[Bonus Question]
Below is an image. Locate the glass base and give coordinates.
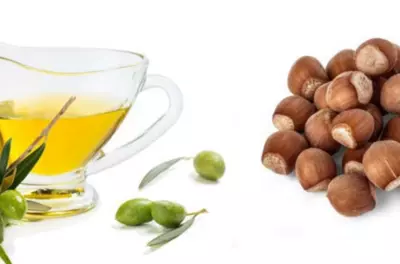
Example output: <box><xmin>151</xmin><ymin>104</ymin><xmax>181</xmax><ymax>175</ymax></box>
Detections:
<box><xmin>17</xmin><ymin>175</ymin><xmax>98</xmax><ymax>221</ymax></box>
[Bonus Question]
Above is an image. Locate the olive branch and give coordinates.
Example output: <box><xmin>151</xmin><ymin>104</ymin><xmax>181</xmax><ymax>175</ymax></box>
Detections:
<box><xmin>0</xmin><ymin>96</ymin><xmax>76</xmax><ymax>264</ymax></box>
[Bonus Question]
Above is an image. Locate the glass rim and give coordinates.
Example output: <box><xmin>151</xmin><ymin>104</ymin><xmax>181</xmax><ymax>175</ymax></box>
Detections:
<box><xmin>0</xmin><ymin>44</ymin><xmax>149</xmax><ymax>76</ymax></box>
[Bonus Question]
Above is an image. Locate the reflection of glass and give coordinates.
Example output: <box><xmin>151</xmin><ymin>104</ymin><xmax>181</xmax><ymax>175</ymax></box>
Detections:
<box><xmin>0</xmin><ymin>43</ymin><xmax>183</xmax><ymax>220</ymax></box>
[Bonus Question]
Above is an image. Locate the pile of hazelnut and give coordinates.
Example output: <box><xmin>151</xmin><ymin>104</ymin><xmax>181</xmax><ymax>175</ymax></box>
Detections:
<box><xmin>261</xmin><ymin>37</ymin><xmax>400</xmax><ymax>217</ymax></box>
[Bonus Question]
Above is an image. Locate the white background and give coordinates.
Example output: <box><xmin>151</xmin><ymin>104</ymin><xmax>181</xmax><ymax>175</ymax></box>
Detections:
<box><xmin>0</xmin><ymin>0</ymin><xmax>399</xmax><ymax>263</ymax></box>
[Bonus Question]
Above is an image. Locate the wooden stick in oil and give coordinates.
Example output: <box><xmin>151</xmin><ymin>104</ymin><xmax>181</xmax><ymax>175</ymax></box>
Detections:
<box><xmin>6</xmin><ymin>96</ymin><xmax>76</xmax><ymax>174</ymax></box>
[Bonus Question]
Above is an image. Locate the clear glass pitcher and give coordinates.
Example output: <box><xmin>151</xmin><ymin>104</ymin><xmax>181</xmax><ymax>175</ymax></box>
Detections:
<box><xmin>0</xmin><ymin>43</ymin><xmax>183</xmax><ymax>220</ymax></box>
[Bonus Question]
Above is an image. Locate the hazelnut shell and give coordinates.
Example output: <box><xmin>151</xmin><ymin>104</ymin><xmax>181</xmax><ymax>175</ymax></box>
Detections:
<box><xmin>295</xmin><ymin>148</ymin><xmax>337</xmax><ymax>191</ymax></box>
<box><xmin>304</xmin><ymin>109</ymin><xmax>340</xmax><ymax>154</ymax></box>
<box><xmin>288</xmin><ymin>56</ymin><xmax>329</xmax><ymax>100</ymax></box>
<box><xmin>261</xmin><ymin>131</ymin><xmax>309</xmax><ymax>175</ymax></box>
<box><xmin>331</xmin><ymin>109</ymin><xmax>374</xmax><ymax>149</ymax></box>
<box><xmin>363</xmin><ymin>140</ymin><xmax>400</xmax><ymax>191</ymax></box>
<box><xmin>380</xmin><ymin>74</ymin><xmax>400</xmax><ymax>114</ymax></box>
<box><xmin>355</xmin><ymin>38</ymin><xmax>398</xmax><ymax>76</ymax></box>
<box><xmin>393</xmin><ymin>44</ymin><xmax>400</xmax><ymax>74</ymax></box>
<box><xmin>327</xmin><ymin>173</ymin><xmax>376</xmax><ymax>217</ymax></box>
<box><xmin>326</xmin><ymin>71</ymin><xmax>373</xmax><ymax>112</ymax></box>
<box><xmin>371</xmin><ymin>77</ymin><xmax>387</xmax><ymax>114</ymax></box>
<box><xmin>313</xmin><ymin>82</ymin><xmax>330</xmax><ymax>110</ymax></box>
<box><xmin>342</xmin><ymin>143</ymin><xmax>371</xmax><ymax>175</ymax></box>
<box><xmin>361</xmin><ymin>104</ymin><xmax>383</xmax><ymax>142</ymax></box>
<box><xmin>272</xmin><ymin>95</ymin><xmax>316</xmax><ymax>132</ymax></box>
<box><xmin>326</xmin><ymin>49</ymin><xmax>357</xmax><ymax>80</ymax></box>
<box><xmin>382</xmin><ymin>116</ymin><xmax>400</xmax><ymax>143</ymax></box>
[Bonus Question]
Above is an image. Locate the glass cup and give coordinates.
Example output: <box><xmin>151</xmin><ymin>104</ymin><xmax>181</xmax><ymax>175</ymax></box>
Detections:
<box><xmin>0</xmin><ymin>43</ymin><xmax>183</xmax><ymax>220</ymax></box>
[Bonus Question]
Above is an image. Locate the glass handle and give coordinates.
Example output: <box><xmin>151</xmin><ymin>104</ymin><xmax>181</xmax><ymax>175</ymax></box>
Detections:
<box><xmin>85</xmin><ymin>74</ymin><xmax>184</xmax><ymax>176</ymax></box>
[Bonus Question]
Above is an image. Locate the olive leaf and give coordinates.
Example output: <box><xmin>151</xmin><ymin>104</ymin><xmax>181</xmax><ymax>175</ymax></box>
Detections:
<box><xmin>0</xmin><ymin>245</ymin><xmax>11</xmax><ymax>264</ymax></box>
<box><xmin>0</xmin><ymin>139</ymin><xmax>12</xmax><ymax>186</ymax></box>
<box><xmin>8</xmin><ymin>144</ymin><xmax>45</xmax><ymax>190</ymax></box>
<box><xmin>138</xmin><ymin>157</ymin><xmax>189</xmax><ymax>190</ymax></box>
<box><xmin>1</xmin><ymin>169</ymin><xmax>16</xmax><ymax>193</ymax></box>
<box><xmin>27</xmin><ymin>200</ymin><xmax>51</xmax><ymax>212</ymax></box>
<box><xmin>147</xmin><ymin>215</ymin><xmax>197</xmax><ymax>247</ymax></box>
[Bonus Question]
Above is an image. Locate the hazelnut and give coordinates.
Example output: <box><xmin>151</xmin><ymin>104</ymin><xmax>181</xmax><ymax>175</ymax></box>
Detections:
<box><xmin>331</xmin><ymin>109</ymin><xmax>374</xmax><ymax>149</ymax></box>
<box><xmin>363</xmin><ymin>140</ymin><xmax>400</xmax><ymax>191</ymax></box>
<box><xmin>313</xmin><ymin>82</ymin><xmax>330</xmax><ymax>110</ymax></box>
<box><xmin>355</xmin><ymin>38</ymin><xmax>398</xmax><ymax>76</ymax></box>
<box><xmin>261</xmin><ymin>131</ymin><xmax>309</xmax><ymax>175</ymax></box>
<box><xmin>342</xmin><ymin>143</ymin><xmax>371</xmax><ymax>175</ymax></box>
<box><xmin>287</xmin><ymin>56</ymin><xmax>329</xmax><ymax>100</ymax></box>
<box><xmin>382</xmin><ymin>116</ymin><xmax>400</xmax><ymax>143</ymax></box>
<box><xmin>380</xmin><ymin>74</ymin><xmax>400</xmax><ymax>114</ymax></box>
<box><xmin>371</xmin><ymin>76</ymin><xmax>387</xmax><ymax>114</ymax></box>
<box><xmin>327</xmin><ymin>173</ymin><xmax>376</xmax><ymax>217</ymax></box>
<box><xmin>326</xmin><ymin>71</ymin><xmax>373</xmax><ymax>112</ymax></box>
<box><xmin>326</xmin><ymin>49</ymin><xmax>357</xmax><ymax>79</ymax></box>
<box><xmin>361</xmin><ymin>104</ymin><xmax>383</xmax><ymax>141</ymax></box>
<box><xmin>295</xmin><ymin>148</ymin><xmax>337</xmax><ymax>191</ymax></box>
<box><xmin>304</xmin><ymin>109</ymin><xmax>340</xmax><ymax>154</ymax></box>
<box><xmin>391</xmin><ymin>44</ymin><xmax>400</xmax><ymax>74</ymax></box>
<box><xmin>272</xmin><ymin>95</ymin><xmax>316</xmax><ymax>132</ymax></box>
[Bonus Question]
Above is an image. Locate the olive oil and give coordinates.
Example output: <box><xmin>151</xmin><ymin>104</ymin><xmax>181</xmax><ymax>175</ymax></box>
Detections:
<box><xmin>0</xmin><ymin>95</ymin><xmax>129</xmax><ymax>175</ymax></box>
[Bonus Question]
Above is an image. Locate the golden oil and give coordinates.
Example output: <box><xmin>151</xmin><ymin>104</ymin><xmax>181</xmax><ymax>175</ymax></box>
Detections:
<box><xmin>0</xmin><ymin>94</ymin><xmax>129</xmax><ymax>175</ymax></box>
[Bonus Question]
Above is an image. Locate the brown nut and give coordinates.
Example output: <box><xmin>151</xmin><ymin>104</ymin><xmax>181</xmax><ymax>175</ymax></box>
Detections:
<box><xmin>380</xmin><ymin>74</ymin><xmax>400</xmax><ymax>113</ymax></box>
<box><xmin>382</xmin><ymin>116</ymin><xmax>400</xmax><ymax>143</ymax></box>
<box><xmin>371</xmin><ymin>77</ymin><xmax>387</xmax><ymax>114</ymax></box>
<box><xmin>287</xmin><ymin>56</ymin><xmax>329</xmax><ymax>100</ymax></box>
<box><xmin>361</xmin><ymin>104</ymin><xmax>383</xmax><ymax>141</ymax></box>
<box><xmin>327</xmin><ymin>173</ymin><xmax>376</xmax><ymax>217</ymax></box>
<box><xmin>326</xmin><ymin>71</ymin><xmax>373</xmax><ymax>112</ymax></box>
<box><xmin>342</xmin><ymin>143</ymin><xmax>371</xmax><ymax>175</ymax></box>
<box><xmin>363</xmin><ymin>140</ymin><xmax>400</xmax><ymax>191</ymax></box>
<box><xmin>393</xmin><ymin>44</ymin><xmax>400</xmax><ymax>74</ymax></box>
<box><xmin>304</xmin><ymin>109</ymin><xmax>340</xmax><ymax>154</ymax></box>
<box><xmin>326</xmin><ymin>49</ymin><xmax>357</xmax><ymax>80</ymax></box>
<box><xmin>272</xmin><ymin>95</ymin><xmax>316</xmax><ymax>132</ymax></box>
<box><xmin>313</xmin><ymin>82</ymin><xmax>330</xmax><ymax>110</ymax></box>
<box><xmin>331</xmin><ymin>109</ymin><xmax>374</xmax><ymax>149</ymax></box>
<box><xmin>381</xmin><ymin>44</ymin><xmax>400</xmax><ymax>77</ymax></box>
<box><xmin>355</xmin><ymin>38</ymin><xmax>398</xmax><ymax>76</ymax></box>
<box><xmin>295</xmin><ymin>148</ymin><xmax>337</xmax><ymax>191</ymax></box>
<box><xmin>261</xmin><ymin>130</ymin><xmax>309</xmax><ymax>175</ymax></box>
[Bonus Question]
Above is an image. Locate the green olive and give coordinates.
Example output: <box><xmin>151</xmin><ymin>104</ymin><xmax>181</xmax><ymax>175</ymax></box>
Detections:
<box><xmin>0</xmin><ymin>190</ymin><xmax>27</xmax><ymax>220</ymax></box>
<box><xmin>193</xmin><ymin>150</ymin><xmax>225</xmax><ymax>181</ymax></box>
<box><xmin>115</xmin><ymin>198</ymin><xmax>153</xmax><ymax>226</ymax></box>
<box><xmin>151</xmin><ymin>200</ymin><xmax>186</xmax><ymax>228</ymax></box>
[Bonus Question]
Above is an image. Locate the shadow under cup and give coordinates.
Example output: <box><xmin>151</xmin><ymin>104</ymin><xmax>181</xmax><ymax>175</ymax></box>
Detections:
<box><xmin>0</xmin><ymin>43</ymin><xmax>183</xmax><ymax>220</ymax></box>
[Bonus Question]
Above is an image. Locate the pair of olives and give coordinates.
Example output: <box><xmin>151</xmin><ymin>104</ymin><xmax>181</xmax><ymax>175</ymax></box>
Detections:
<box><xmin>193</xmin><ymin>150</ymin><xmax>225</xmax><ymax>181</ymax></box>
<box><xmin>116</xmin><ymin>198</ymin><xmax>187</xmax><ymax>228</ymax></box>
